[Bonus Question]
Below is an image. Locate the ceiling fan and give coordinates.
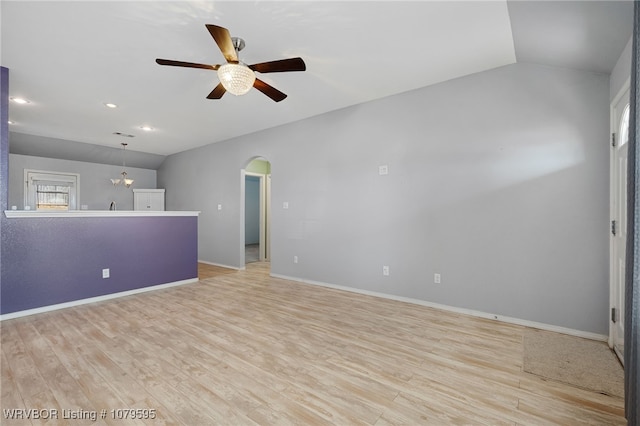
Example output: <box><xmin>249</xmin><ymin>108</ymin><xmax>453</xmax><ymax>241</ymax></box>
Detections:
<box><xmin>156</xmin><ymin>24</ymin><xmax>306</xmax><ymax>102</ymax></box>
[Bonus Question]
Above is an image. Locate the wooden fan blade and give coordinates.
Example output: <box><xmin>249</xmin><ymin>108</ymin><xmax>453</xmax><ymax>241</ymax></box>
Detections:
<box><xmin>249</xmin><ymin>57</ymin><xmax>306</xmax><ymax>73</ymax></box>
<box><xmin>207</xmin><ymin>83</ymin><xmax>226</xmax><ymax>99</ymax></box>
<box><xmin>253</xmin><ymin>78</ymin><xmax>287</xmax><ymax>102</ymax></box>
<box><xmin>156</xmin><ymin>58</ymin><xmax>219</xmax><ymax>71</ymax></box>
<box><xmin>205</xmin><ymin>24</ymin><xmax>238</xmax><ymax>63</ymax></box>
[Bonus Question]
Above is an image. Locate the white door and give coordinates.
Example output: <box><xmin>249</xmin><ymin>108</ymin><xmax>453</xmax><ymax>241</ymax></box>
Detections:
<box><xmin>265</xmin><ymin>174</ymin><xmax>271</xmax><ymax>262</ymax></box>
<box><xmin>611</xmin><ymin>86</ymin><xmax>630</xmax><ymax>364</ymax></box>
<box><xmin>257</xmin><ymin>173</ymin><xmax>267</xmax><ymax>261</ymax></box>
<box><xmin>257</xmin><ymin>174</ymin><xmax>272</xmax><ymax>262</ymax></box>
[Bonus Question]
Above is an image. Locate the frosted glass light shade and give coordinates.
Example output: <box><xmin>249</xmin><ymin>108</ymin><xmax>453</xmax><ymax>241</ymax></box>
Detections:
<box><xmin>217</xmin><ymin>63</ymin><xmax>256</xmax><ymax>96</ymax></box>
<box><xmin>111</xmin><ymin>171</ymin><xmax>133</xmax><ymax>188</ymax></box>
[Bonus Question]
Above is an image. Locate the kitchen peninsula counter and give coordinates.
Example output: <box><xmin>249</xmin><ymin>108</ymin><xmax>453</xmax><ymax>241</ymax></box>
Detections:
<box><xmin>1</xmin><ymin>210</ymin><xmax>200</xmax><ymax>318</ymax></box>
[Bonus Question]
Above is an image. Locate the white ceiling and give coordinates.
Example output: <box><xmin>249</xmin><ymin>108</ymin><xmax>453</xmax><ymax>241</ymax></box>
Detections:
<box><xmin>1</xmin><ymin>1</ymin><xmax>633</xmax><ymax>168</ymax></box>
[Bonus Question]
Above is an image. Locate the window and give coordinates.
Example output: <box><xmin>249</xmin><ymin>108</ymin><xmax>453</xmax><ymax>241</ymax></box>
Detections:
<box><xmin>35</xmin><ymin>184</ymin><xmax>70</xmax><ymax>210</ymax></box>
<box><xmin>619</xmin><ymin>104</ymin><xmax>630</xmax><ymax>147</ymax></box>
<box><xmin>24</xmin><ymin>170</ymin><xmax>79</xmax><ymax>211</ymax></box>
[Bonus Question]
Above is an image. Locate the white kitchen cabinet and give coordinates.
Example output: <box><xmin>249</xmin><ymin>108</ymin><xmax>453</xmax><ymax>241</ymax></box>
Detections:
<box><xmin>133</xmin><ymin>189</ymin><xmax>165</xmax><ymax>211</ymax></box>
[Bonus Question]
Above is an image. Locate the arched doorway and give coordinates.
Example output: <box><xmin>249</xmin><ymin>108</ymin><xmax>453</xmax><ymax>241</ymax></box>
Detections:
<box><xmin>243</xmin><ymin>157</ymin><xmax>271</xmax><ymax>266</ymax></box>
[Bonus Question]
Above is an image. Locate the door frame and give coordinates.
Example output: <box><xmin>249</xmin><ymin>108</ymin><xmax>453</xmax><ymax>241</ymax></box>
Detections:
<box><xmin>241</xmin><ymin>157</ymin><xmax>272</xmax><ymax>267</ymax></box>
<box><xmin>609</xmin><ymin>78</ymin><xmax>630</xmax><ymax>363</ymax></box>
<box><xmin>245</xmin><ymin>171</ymin><xmax>268</xmax><ymax>262</ymax></box>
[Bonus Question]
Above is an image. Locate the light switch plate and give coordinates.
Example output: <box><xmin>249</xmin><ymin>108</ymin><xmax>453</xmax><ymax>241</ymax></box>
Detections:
<box><xmin>379</xmin><ymin>165</ymin><xmax>389</xmax><ymax>175</ymax></box>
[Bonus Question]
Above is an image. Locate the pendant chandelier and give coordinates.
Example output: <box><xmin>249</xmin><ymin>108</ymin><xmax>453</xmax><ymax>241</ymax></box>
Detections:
<box><xmin>111</xmin><ymin>142</ymin><xmax>134</xmax><ymax>188</ymax></box>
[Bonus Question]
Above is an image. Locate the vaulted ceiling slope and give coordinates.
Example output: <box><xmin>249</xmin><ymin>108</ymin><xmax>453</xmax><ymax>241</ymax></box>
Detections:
<box><xmin>1</xmin><ymin>1</ymin><xmax>633</xmax><ymax>169</ymax></box>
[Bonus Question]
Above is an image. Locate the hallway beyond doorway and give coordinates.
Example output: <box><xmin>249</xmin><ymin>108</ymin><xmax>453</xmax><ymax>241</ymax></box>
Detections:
<box><xmin>245</xmin><ymin>244</ymin><xmax>259</xmax><ymax>263</ymax></box>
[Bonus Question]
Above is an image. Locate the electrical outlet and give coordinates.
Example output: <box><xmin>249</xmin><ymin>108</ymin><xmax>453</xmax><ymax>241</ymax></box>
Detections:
<box><xmin>383</xmin><ymin>265</ymin><xmax>390</xmax><ymax>276</ymax></box>
<box><xmin>378</xmin><ymin>165</ymin><xmax>389</xmax><ymax>175</ymax></box>
<box><xmin>434</xmin><ymin>273</ymin><xmax>441</xmax><ymax>284</ymax></box>
<box><xmin>102</xmin><ymin>268</ymin><xmax>110</xmax><ymax>279</ymax></box>
<box><xmin>217</xmin><ymin>204</ymin><xmax>222</xmax><ymax>211</ymax></box>
<box><xmin>294</xmin><ymin>256</ymin><xmax>298</xmax><ymax>264</ymax></box>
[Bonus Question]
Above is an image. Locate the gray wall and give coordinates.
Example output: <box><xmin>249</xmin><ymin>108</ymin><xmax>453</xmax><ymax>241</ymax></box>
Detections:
<box><xmin>610</xmin><ymin>36</ymin><xmax>632</xmax><ymax>101</ymax></box>
<box><xmin>158</xmin><ymin>62</ymin><xmax>610</xmax><ymax>334</ymax></box>
<box><xmin>9</xmin><ymin>154</ymin><xmax>157</xmax><ymax>210</ymax></box>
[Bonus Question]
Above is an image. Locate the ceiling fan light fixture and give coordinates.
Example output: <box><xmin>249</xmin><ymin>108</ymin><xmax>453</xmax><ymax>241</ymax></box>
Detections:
<box><xmin>217</xmin><ymin>63</ymin><xmax>255</xmax><ymax>96</ymax></box>
<box><xmin>156</xmin><ymin>25</ymin><xmax>305</xmax><ymax>102</ymax></box>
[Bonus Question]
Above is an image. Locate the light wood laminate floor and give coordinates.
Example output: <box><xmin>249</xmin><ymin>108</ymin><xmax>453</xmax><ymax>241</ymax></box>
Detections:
<box><xmin>1</xmin><ymin>262</ymin><xmax>625</xmax><ymax>425</ymax></box>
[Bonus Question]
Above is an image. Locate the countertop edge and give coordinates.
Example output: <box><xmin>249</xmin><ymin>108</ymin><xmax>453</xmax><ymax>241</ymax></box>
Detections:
<box><xmin>4</xmin><ymin>210</ymin><xmax>201</xmax><ymax>218</ymax></box>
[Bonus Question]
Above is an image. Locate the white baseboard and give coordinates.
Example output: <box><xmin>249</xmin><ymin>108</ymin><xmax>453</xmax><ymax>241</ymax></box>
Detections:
<box><xmin>198</xmin><ymin>259</ymin><xmax>242</xmax><ymax>271</ymax></box>
<box><xmin>0</xmin><ymin>278</ymin><xmax>199</xmax><ymax>321</ymax></box>
<box><xmin>4</xmin><ymin>270</ymin><xmax>607</xmax><ymax>343</ymax></box>
<box><xmin>270</xmin><ymin>273</ymin><xmax>608</xmax><ymax>342</ymax></box>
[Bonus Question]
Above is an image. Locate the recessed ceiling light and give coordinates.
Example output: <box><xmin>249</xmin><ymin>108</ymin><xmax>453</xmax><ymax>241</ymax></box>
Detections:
<box><xmin>140</xmin><ymin>126</ymin><xmax>153</xmax><ymax>131</ymax></box>
<box><xmin>10</xmin><ymin>97</ymin><xmax>30</xmax><ymax>104</ymax></box>
<box><xmin>8</xmin><ymin>120</ymin><xmax>15</xmax><ymax>125</ymax></box>
<box><xmin>104</xmin><ymin>103</ymin><xmax>118</xmax><ymax>108</ymax></box>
